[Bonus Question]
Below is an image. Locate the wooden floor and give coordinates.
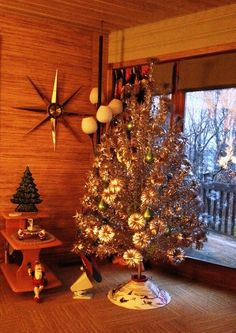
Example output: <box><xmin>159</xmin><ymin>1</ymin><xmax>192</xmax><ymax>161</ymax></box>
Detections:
<box><xmin>0</xmin><ymin>262</ymin><xmax>236</xmax><ymax>333</ymax></box>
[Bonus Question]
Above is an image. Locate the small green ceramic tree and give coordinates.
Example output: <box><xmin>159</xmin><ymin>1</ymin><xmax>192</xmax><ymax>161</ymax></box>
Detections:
<box><xmin>11</xmin><ymin>166</ymin><xmax>42</xmax><ymax>212</ymax></box>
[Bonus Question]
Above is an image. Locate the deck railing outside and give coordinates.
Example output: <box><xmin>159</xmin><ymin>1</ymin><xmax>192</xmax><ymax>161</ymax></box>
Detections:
<box><xmin>201</xmin><ymin>182</ymin><xmax>236</xmax><ymax>237</ymax></box>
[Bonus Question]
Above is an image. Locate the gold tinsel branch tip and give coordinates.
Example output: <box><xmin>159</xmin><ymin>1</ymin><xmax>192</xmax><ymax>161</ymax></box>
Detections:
<box><xmin>128</xmin><ymin>213</ymin><xmax>146</xmax><ymax>231</ymax></box>
<box><xmin>147</xmin><ymin>57</ymin><xmax>160</xmax><ymax>69</ymax></box>
<box><xmin>123</xmin><ymin>249</ymin><xmax>143</xmax><ymax>267</ymax></box>
<box><xmin>147</xmin><ymin>57</ymin><xmax>160</xmax><ymax>64</ymax></box>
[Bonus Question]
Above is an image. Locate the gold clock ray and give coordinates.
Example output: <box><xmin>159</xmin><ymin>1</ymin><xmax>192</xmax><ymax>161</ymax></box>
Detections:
<box><xmin>16</xmin><ymin>70</ymin><xmax>86</xmax><ymax>151</ymax></box>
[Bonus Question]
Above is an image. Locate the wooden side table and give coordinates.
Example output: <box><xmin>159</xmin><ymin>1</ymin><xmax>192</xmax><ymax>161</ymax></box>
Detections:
<box><xmin>0</xmin><ymin>212</ymin><xmax>62</xmax><ymax>292</ymax></box>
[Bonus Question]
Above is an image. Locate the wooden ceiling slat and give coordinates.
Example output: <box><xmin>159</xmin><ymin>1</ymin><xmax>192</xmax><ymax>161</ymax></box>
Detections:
<box><xmin>0</xmin><ymin>0</ymin><xmax>235</xmax><ymax>32</ymax></box>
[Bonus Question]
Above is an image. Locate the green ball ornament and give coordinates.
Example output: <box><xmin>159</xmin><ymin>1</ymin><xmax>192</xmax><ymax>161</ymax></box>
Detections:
<box><xmin>145</xmin><ymin>148</ymin><xmax>154</xmax><ymax>163</ymax></box>
<box><xmin>143</xmin><ymin>207</ymin><xmax>153</xmax><ymax>221</ymax></box>
<box><xmin>98</xmin><ymin>199</ymin><xmax>107</xmax><ymax>211</ymax></box>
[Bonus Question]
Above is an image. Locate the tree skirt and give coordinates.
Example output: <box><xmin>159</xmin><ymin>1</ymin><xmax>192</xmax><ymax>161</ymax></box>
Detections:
<box><xmin>107</xmin><ymin>275</ymin><xmax>171</xmax><ymax>310</ymax></box>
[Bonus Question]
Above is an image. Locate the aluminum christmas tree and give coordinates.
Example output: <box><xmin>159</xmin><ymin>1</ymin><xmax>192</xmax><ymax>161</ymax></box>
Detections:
<box><xmin>73</xmin><ymin>65</ymin><xmax>206</xmax><ymax>308</ymax></box>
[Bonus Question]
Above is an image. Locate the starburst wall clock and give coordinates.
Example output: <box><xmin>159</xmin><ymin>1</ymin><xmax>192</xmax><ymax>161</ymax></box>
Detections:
<box><xmin>15</xmin><ymin>71</ymin><xmax>86</xmax><ymax>151</ymax></box>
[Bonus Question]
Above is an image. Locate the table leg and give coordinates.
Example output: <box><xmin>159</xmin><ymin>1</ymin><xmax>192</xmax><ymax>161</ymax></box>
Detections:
<box><xmin>4</xmin><ymin>240</ymin><xmax>9</xmax><ymax>264</ymax></box>
<box><xmin>16</xmin><ymin>248</ymin><xmax>40</xmax><ymax>282</ymax></box>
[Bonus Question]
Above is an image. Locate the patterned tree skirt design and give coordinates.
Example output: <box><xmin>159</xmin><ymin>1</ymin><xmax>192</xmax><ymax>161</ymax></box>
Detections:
<box><xmin>107</xmin><ymin>275</ymin><xmax>171</xmax><ymax>310</ymax></box>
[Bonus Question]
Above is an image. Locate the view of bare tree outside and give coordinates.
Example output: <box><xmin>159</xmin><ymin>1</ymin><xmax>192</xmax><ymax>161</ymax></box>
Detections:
<box><xmin>184</xmin><ymin>89</ymin><xmax>236</xmax><ymax>182</ymax></box>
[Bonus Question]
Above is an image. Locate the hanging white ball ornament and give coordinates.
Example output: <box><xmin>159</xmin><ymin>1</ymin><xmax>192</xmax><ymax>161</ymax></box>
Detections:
<box><xmin>81</xmin><ymin>117</ymin><xmax>98</xmax><ymax>134</ymax></box>
<box><xmin>89</xmin><ymin>87</ymin><xmax>104</xmax><ymax>104</ymax></box>
<box><xmin>108</xmin><ymin>98</ymin><xmax>123</xmax><ymax>115</ymax></box>
<box><xmin>96</xmin><ymin>105</ymin><xmax>113</xmax><ymax>123</ymax></box>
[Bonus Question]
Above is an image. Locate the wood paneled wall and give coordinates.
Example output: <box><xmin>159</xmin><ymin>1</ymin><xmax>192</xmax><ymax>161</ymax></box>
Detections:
<box><xmin>108</xmin><ymin>4</ymin><xmax>236</xmax><ymax>65</ymax></box>
<box><xmin>0</xmin><ymin>9</ymin><xmax>108</xmax><ymax>259</ymax></box>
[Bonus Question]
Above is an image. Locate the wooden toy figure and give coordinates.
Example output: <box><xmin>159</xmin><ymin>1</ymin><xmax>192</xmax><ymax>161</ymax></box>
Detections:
<box><xmin>27</xmin><ymin>261</ymin><xmax>48</xmax><ymax>302</ymax></box>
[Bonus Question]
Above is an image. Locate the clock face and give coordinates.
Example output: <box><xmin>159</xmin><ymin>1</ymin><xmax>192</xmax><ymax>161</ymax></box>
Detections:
<box><xmin>16</xmin><ymin>70</ymin><xmax>85</xmax><ymax>151</ymax></box>
<box><xmin>47</xmin><ymin>103</ymin><xmax>63</xmax><ymax>119</ymax></box>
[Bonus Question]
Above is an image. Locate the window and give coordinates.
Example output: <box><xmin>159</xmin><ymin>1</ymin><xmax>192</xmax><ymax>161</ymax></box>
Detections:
<box><xmin>183</xmin><ymin>88</ymin><xmax>236</xmax><ymax>268</ymax></box>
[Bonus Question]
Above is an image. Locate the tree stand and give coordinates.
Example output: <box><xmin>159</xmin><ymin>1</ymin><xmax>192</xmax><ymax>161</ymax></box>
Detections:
<box><xmin>107</xmin><ymin>263</ymin><xmax>171</xmax><ymax>310</ymax></box>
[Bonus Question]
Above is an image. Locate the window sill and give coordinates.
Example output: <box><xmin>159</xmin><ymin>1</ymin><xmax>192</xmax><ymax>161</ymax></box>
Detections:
<box><xmin>185</xmin><ymin>231</ymin><xmax>236</xmax><ymax>269</ymax></box>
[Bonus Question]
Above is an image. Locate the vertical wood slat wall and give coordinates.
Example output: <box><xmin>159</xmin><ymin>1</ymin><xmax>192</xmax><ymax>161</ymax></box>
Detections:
<box><xmin>0</xmin><ymin>9</ymin><xmax>108</xmax><ymax>260</ymax></box>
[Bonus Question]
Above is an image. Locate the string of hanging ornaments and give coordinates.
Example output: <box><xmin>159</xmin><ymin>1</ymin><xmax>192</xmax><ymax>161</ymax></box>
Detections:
<box><xmin>75</xmin><ymin>29</ymin><xmax>207</xmax><ymax>309</ymax></box>
<box><xmin>81</xmin><ymin>22</ymin><xmax>123</xmax><ymax>152</ymax></box>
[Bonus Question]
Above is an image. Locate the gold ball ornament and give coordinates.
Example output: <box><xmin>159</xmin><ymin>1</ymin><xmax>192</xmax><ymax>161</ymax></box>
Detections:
<box><xmin>126</xmin><ymin>121</ymin><xmax>134</xmax><ymax>132</ymax></box>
